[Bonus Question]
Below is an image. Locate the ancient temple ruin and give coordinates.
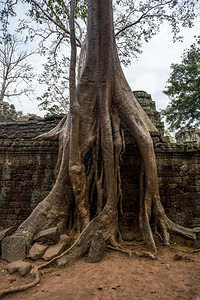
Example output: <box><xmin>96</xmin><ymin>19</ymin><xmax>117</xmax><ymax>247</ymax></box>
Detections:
<box><xmin>0</xmin><ymin>91</ymin><xmax>199</xmax><ymax>239</ymax></box>
<box><xmin>176</xmin><ymin>127</ymin><xmax>200</xmax><ymax>144</ymax></box>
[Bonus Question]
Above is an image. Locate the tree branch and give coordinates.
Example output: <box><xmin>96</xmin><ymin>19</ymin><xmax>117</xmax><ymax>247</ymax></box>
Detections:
<box><xmin>29</xmin><ymin>0</ymin><xmax>82</xmax><ymax>47</ymax></box>
<box><xmin>115</xmin><ymin>0</ymin><xmax>173</xmax><ymax>37</ymax></box>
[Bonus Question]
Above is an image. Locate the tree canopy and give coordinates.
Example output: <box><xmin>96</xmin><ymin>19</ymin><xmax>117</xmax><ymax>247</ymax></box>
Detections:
<box><xmin>0</xmin><ymin>101</ymin><xmax>23</xmax><ymax>122</ymax></box>
<box><xmin>15</xmin><ymin>0</ymin><xmax>199</xmax><ymax>64</ymax></box>
<box><xmin>0</xmin><ymin>0</ymin><xmax>199</xmax><ymax>114</ymax></box>
<box><xmin>162</xmin><ymin>37</ymin><xmax>200</xmax><ymax>131</ymax></box>
<box><xmin>37</xmin><ymin>55</ymin><xmax>70</xmax><ymax>115</ymax></box>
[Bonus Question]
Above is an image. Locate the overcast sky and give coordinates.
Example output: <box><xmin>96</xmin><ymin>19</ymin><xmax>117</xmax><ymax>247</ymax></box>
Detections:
<box><xmin>12</xmin><ymin>15</ymin><xmax>200</xmax><ymax>121</ymax></box>
<box><xmin>123</xmin><ymin>19</ymin><xmax>200</xmax><ymax>113</ymax></box>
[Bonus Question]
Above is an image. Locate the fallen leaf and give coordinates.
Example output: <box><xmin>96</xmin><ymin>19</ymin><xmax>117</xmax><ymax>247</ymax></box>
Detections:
<box><xmin>42</xmin><ymin>289</ymin><xmax>48</xmax><ymax>292</ymax></box>
<box><xmin>40</xmin><ymin>271</ymin><xmax>45</xmax><ymax>278</ymax></box>
<box><xmin>8</xmin><ymin>278</ymin><xmax>16</xmax><ymax>284</ymax></box>
<box><xmin>117</xmin><ymin>284</ymin><xmax>121</xmax><ymax>287</ymax></box>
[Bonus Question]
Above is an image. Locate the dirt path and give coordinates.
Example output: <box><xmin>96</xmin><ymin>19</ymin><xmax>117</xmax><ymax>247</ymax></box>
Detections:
<box><xmin>0</xmin><ymin>243</ymin><xmax>200</xmax><ymax>300</ymax></box>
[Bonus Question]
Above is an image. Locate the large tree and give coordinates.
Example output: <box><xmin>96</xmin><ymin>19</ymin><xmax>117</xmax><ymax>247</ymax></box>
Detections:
<box><xmin>162</xmin><ymin>38</ymin><xmax>200</xmax><ymax>131</ymax></box>
<box><xmin>1</xmin><ymin>0</ymin><xmax>200</xmax><ymax>297</ymax></box>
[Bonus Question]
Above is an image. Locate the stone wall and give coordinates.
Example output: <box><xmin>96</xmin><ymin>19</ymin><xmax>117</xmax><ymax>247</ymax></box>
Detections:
<box><xmin>0</xmin><ymin>137</ymin><xmax>199</xmax><ymax>234</ymax></box>
<box><xmin>0</xmin><ymin>141</ymin><xmax>58</xmax><ymax>225</ymax></box>
<box><xmin>0</xmin><ymin>92</ymin><xmax>199</xmax><ymax>236</ymax></box>
<box><xmin>176</xmin><ymin>127</ymin><xmax>200</xmax><ymax>144</ymax></box>
<box><xmin>0</xmin><ymin>116</ymin><xmax>63</xmax><ymax>140</ymax></box>
<box><xmin>119</xmin><ymin>142</ymin><xmax>200</xmax><ymax>235</ymax></box>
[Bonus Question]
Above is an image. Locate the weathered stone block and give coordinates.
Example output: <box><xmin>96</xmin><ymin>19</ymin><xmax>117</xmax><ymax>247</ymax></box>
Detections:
<box><xmin>33</xmin><ymin>227</ymin><xmax>60</xmax><ymax>244</ymax></box>
<box><xmin>1</xmin><ymin>235</ymin><xmax>27</xmax><ymax>262</ymax></box>
<box><xmin>86</xmin><ymin>231</ymin><xmax>106</xmax><ymax>263</ymax></box>
<box><xmin>42</xmin><ymin>234</ymin><xmax>70</xmax><ymax>261</ymax></box>
<box><xmin>6</xmin><ymin>260</ymin><xmax>32</xmax><ymax>276</ymax></box>
<box><xmin>28</xmin><ymin>243</ymin><xmax>48</xmax><ymax>260</ymax></box>
<box><xmin>0</xmin><ymin>226</ymin><xmax>16</xmax><ymax>243</ymax></box>
<box><xmin>121</xmin><ymin>232</ymin><xmax>134</xmax><ymax>241</ymax></box>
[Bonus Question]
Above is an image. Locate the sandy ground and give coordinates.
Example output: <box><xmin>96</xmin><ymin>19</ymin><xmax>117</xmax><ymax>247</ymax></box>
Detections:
<box><xmin>0</xmin><ymin>243</ymin><xmax>200</xmax><ymax>300</ymax></box>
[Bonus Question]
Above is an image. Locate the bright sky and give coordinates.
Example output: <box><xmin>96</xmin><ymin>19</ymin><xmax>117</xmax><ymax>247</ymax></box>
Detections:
<box><xmin>123</xmin><ymin>19</ymin><xmax>200</xmax><ymax>113</ymax></box>
<box><xmin>12</xmin><ymin>13</ymin><xmax>200</xmax><ymax>121</ymax></box>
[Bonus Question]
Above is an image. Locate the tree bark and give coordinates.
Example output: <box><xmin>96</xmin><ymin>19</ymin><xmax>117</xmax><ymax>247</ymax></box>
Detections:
<box><xmin>2</xmin><ymin>0</ymin><xmax>200</xmax><ymax>265</ymax></box>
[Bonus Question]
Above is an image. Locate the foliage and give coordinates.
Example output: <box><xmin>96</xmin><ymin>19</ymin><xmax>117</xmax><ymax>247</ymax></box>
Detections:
<box><xmin>114</xmin><ymin>0</ymin><xmax>199</xmax><ymax>65</ymax></box>
<box><xmin>164</xmin><ymin>129</ymin><xmax>175</xmax><ymax>143</ymax></box>
<box><xmin>0</xmin><ymin>0</ymin><xmax>16</xmax><ymax>34</ymax></box>
<box><xmin>0</xmin><ymin>0</ymin><xmax>199</xmax><ymax>113</ymax></box>
<box><xmin>37</xmin><ymin>54</ymin><xmax>70</xmax><ymax>115</ymax></box>
<box><xmin>18</xmin><ymin>0</ymin><xmax>199</xmax><ymax>62</ymax></box>
<box><xmin>0</xmin><ymin>101</ymin><xmax>23</xmax><ymax>122</ymax></box>
<box><xmin>0</xmin><ymin>100</ymin><xmax>41</xmax><ymax>122</ymax></box>
<box><xmin>162</xmin><ymin>38</ymin><xmax>200</xmax><ymax>131</ymax></box>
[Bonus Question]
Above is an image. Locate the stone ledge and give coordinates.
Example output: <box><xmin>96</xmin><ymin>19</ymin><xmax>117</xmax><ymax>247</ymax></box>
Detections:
<box><xmin>0</xmin><ymin>140</ymin><xmax>59</xmax><ymax>155</ymax></box>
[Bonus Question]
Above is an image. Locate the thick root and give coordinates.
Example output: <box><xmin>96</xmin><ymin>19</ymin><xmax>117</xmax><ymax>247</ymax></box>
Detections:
<box><xmin>57</xmin><ymin>206</ymin><xmax>118</xmax><ymax>266</ymax></box>
<box><xmin>34</xmin><ymin>115</ymin><xmax>68</xmax><ymax>141</ymax></box>
<box><xmin>108</xmin><ymin>236</ymin><xmax>132</xmax><ymax>257</ymax></box>
<box><xmin>166</xmin><ymin>217</ymin><xmax>200</xmax><ymax>240</ymax></box>
<box><xmin>69</xmin><ymin>163</ymin><xmax>90</xmax><ymax>230</ymax></box>
<box><xmin>0</xmin><ymin>207</ymin><xmax>117</xmax><ymax>298</ymax></box>
<box><xmin>132</xmin><ymin>251</ymin><xmax>157</xmax><ymax>260</ymax></box>
<box><xmin>108</xmin><ymin>237</ymin><xmax>156</xmax><ymax>260</ymax></box>
<box><xmin>0</xmin><ymin>266</ymin><xmax>40</xmax><ymax>299</ymax></box>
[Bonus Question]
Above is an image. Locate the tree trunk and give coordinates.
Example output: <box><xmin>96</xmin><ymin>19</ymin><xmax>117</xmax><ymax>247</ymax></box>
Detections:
<box><xmin>2</xmin><ymin>0</ymin><xmax>199</xmax><ymax>264</ymax></box>
<box><xmin>0</xmin><ymin>78</ymin><xmax>7</xmax><ymax>108</ymax></box>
